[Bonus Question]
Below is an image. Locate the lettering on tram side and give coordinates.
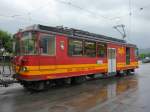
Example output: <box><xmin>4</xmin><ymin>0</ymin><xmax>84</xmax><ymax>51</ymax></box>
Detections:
<box><xmin>118</xmin><ymin>47</ymin><xmax>125</xmax><ymax>55</ymax></box>
<box><xmin>97</xmin><ymin>60</ymin><xmax>103</xmax><ymax>64</ymax></box>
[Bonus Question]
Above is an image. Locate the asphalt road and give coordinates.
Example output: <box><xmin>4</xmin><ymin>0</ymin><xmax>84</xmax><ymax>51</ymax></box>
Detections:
<box><xmin>0</xmin><ymin>63</ymin><xmax>150</xmax><ymax>112</ymax></box>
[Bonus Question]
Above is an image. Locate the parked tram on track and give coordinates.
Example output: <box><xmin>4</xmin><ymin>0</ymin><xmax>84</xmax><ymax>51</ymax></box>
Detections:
<box><xmin>12</xmin><ymin>25</ymin><xmax>139</xmax><ymax>91</ymax></box>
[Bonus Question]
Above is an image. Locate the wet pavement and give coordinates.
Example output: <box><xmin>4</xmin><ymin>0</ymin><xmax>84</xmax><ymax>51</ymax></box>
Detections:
<box><xmin>0</xmin><ymin>63</ymin><xmax>150</xmax><ymax>112</ymax></box>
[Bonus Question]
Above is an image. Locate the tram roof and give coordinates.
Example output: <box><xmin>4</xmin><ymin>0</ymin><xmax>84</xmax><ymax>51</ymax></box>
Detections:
<box><xmin>20</xmin><ymin>24</ymin><xmax>137</xmax><ymax>47</ymax></box>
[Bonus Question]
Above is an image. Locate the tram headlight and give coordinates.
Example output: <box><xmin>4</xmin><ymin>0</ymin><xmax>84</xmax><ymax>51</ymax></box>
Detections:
<box><xmin>20</xmin><ymin>66</ymin><xmax>28</xmax><ymax>72</ymax></box>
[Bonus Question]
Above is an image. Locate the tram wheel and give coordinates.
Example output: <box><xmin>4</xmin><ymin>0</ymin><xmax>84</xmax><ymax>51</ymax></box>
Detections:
<box><xmin>120</xmin><ymin>70</ymin><xmax>131</xmax><ymax>76</ymax></box>
<box><xmin>54</xmin><ymin>79</ymin><xmax>65</xmax><ymax>86</ymax></box>
<box><xmin>21</xmin><ymin>81</ymin><xmax>48</xmax><ymax>91</ymax></box>
<box><xmin>34</xmin><ymin>81</ymin><xmax>45</xmax><ymax>91</ymax></box>
<box><xmin>87</xmin><ymin>74</ymin><xmax>95</xmax><ymax>79</ymax></box>
<box><xmin>116</xmin><ymin>70</ymin><xmax>127</xmax><ymax>77</ymax></box>
<box><xmin>71</xmin><ymin>76</ymin><xmax>86</xmax><ymax>85</ymax></box>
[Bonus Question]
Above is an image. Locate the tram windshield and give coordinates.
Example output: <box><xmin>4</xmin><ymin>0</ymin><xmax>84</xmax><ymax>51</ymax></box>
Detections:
<box><xmin>14</xmin><ymin>32</ymin><xmax>37</xmax><ymax>55</ymax></box>
<box><xmin>21</xmin><ymin>32</ymin><xmax>36</xmax><ymax>55</ymax></box>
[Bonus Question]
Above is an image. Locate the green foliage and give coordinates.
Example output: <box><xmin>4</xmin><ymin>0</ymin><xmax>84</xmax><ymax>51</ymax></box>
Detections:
<box><xmin>139</xmin><ymin>54</ymin><xmax>145</xmax><ymax>59</ymax></box>
<box><xmin>0</xmin><ymin>30</ymin><xmax>13</xmax><ymax>53</ymax></box>
<box><xmin>139</xmin><ymin>53</ymin><xmax>150</xmax><ymax>59</ymax></box>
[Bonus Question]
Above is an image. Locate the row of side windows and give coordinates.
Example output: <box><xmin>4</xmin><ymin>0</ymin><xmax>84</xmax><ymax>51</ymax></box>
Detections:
<box><xmin>68</xmin><ymin>38</ymin><xmax>107</xmax><ymax>57</ymax></box>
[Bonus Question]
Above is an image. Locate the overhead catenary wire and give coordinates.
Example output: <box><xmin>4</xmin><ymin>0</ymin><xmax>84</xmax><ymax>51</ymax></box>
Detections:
<box><xmin>0</xmin><ymin>0</ymin><xmax>150</xmax><ymax>22</ymax></box>
<box><xmin>140</xmin><ymin>3</ymin><xmax>150</xmax><ymax>9</ymax></box>
<box><xmin>0</xmin><ymin>0</ymin><xmax>149</xmax><ymax>41</ymax></box>
<box><xmin>0</xmin><ymin>0</ymin><xmax>135</xmax><ymax>41</ymax></box>
<box><xmin>128</xmin><ymin>0</ymin><xmax>132</xmax><ymax>42</ymax></box>
<box><xmin>111</xmin><ymin>2</ymin><xmax>150</xmax><ymax>21</ymax></box>
<box><xmin>0</xmin><ymin>0</ymin><xmax>53</xmax><ymax>24</ymax></box>
<box><xmin>0</xmin><ymin>14</ymin><xmax>21</xmax><ymax>18</ymax></box>
<box><xmin>0</xmin><ymin>0</ymin><xmax>149</xmax><ymax>23</ymax></box>
<box><xmin>55</xmin><ymin>0</ymin><xmax>115</xmax><ymax>21</ymax></box>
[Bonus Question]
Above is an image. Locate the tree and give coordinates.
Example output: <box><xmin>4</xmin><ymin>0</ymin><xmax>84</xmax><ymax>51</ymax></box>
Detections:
<box><xmin>139</xmin><ymin>53</ymin><xmax>145</xmax><ymax>59</ymax></box>
<box><xmin>139</xmin><ymin>53</ymin><xmax>150</xmax><ymax>59</ymax></box>
<box><xmin>0</xmin><ymin>30</ymin><xmax>13</xmax><ymax>53</ymax></box>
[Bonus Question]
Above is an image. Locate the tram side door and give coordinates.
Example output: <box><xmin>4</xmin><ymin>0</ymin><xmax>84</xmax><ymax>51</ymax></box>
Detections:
<box><xmin>108</xmin><ymin>48</ymin><xmax>116</xmax><ymax>73</ymax></box>
<box><xmin>126</xmin><ymin>47</ymin><xmax>130</xmax><ymax>65</ymax></box>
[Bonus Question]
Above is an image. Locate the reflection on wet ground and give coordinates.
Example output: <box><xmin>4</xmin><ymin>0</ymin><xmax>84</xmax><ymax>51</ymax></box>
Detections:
<box><xmin>0</xmin><ymin>63</ymin><xmax>150</xmax><ymax>112</ymax></box>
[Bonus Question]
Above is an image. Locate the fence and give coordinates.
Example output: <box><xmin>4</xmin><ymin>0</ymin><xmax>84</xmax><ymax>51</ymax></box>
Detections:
<box><xmin>0</xmin><ymin>56</ymin><xmax>13</xmax><ymax>77</ymax></box>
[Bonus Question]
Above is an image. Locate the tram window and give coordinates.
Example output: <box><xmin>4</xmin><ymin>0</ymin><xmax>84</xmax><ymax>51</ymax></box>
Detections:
<box><xmin>40</xmin><ymin>35</ymin><xmax>55</xmax><ymax>55</ymax></box>
<box><xmin>97</xmin><ymin>43</ymin><xmax>106</xmax><ymax>57</ymax></box>
<box><xmin>68</xmin><ymin>39</ymin><xmax>83</xmax><ymax>56</ymax></box>
<box><xmin>21</xmin><ymin>32</ymin><xmax>36</xmax><ymax>55</ymax></box>
<box><xmin>14</xmin><ymin>39</ymin><xmax>20</xmax><ymax>55</ymax></box>
<box><xmin>84</xmin><ymin>41</ymin><xmax>96</xmax><ymax>57</ymax></box>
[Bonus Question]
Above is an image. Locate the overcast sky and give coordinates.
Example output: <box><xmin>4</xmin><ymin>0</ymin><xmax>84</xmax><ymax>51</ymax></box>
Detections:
<box><xmin>0</xmin><ymin>0</ymin><xmax>150</xmax><ymax>49</ymax></box>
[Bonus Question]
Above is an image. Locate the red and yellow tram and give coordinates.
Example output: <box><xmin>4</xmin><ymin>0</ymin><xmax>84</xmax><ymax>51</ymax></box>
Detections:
<box><xmin>12</xmin><ymin>24</ymin><xmax>139</xmax><ymax>90</ymax></box>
